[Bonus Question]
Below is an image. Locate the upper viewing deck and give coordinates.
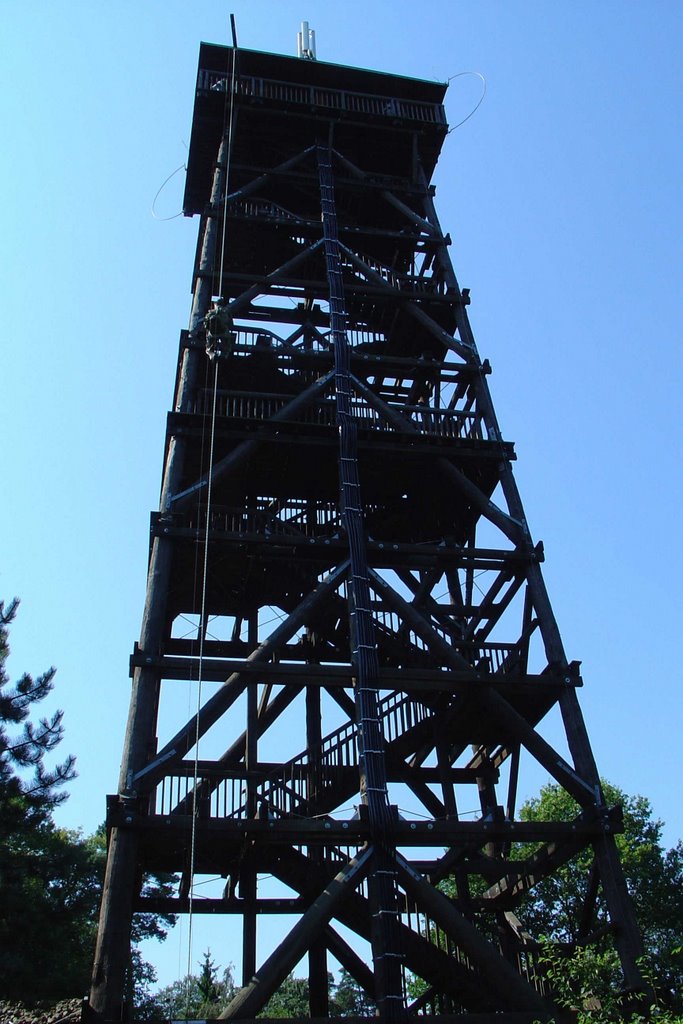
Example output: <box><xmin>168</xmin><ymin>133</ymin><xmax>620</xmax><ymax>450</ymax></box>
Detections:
<box><xmin>183</xmin><ymin>43</ymin><xmax>448</xmax><ymax>215</ymax></box>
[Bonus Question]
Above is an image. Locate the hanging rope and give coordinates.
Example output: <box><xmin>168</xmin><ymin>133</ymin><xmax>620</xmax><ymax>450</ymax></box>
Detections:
<box><xmin>185</xmin><ymin>355</ymin><xmax>219</xmax><ymax>982</ymax></box>
<box><xmin>218</xmin><ymin>43</ymin><xmax>239</xmax><ymax>293</ymax></box>
<box><xmin>184</xmin><ymin>36</ymin><xmax>239</xmax><ymax>1002</ymax></box>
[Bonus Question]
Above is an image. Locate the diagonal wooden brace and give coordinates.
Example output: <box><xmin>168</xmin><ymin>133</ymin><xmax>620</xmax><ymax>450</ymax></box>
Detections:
<box><xmin>171</xmin><ymin>367</ymin><xmax>334</xmax><ymax>508</ymax></box>
<box><xmin>340</xmin><ymin>243</ymin><xmax>473</xmax><ymax>362</ymax></box>
<box><xmin>477</xmin><ymin>686</ymin><xmax>599</xmax><ymax>807</ymax></box>
<box><xmin>134</xmin><ymin>561</ymin><xmax>349</xmax><ymax>788</ymax></box>
<box><xmin>368</xmin><ymin>566</ymin><xmax>598</xmax><ymax>806</ymax></box>
<box><xmin>331</xmin><ymin>148</ymin><xmax>438</xmax><ymax>236</ymax></box>
<box><xmin>350</xmin><ymin>372</ymin><xmax>525</xmax><ymax>545</ymax></box>
<box><xmin>223</xmin><ymin>237</ymin><xmax>324</xmax><ymax>320</ymax></box>
<box><xmin>219</xmin><ymin>846</ymin><xmax>374</xmax><ymax>1020</ymax></box>
<box><xmin>396</xmin><ymin>854</ymin><xmax>555</xmax><ymax>1016</ymax></box>
<box><xmin>224</xmin><ymin>144</ymin><xmax>317</xmax><ymax>206</ymax></box>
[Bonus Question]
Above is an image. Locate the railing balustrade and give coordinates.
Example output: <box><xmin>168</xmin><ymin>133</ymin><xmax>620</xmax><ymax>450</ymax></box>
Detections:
<box><xmin>199</xmin><ymin>70</ymin><xmax>446</xmax><ymax>127</ymax></box>
<box><xmin>191</xmin><ymin>387</ymin><xmax>483</xmax><ymax>440</ymax></box>
<box><xmin>341</xmin><ymin>248</ymin><xmax>447</xmax><ymax>296</ymax></box>
<box><xmin>155</xmin><ymin>639</ymin><xmax>523</xmax><ymax>820</ymax></box>
<box><xmin>187</xmin><ymin>500</ymin><xmax>341</xmax><ymax>540</ymax></box>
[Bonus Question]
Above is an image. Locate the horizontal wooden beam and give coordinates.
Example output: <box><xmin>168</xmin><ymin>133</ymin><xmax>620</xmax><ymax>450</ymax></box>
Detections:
<box><xmin>136</xmin><ymin>896</ymin><xmax>308</xmax><ymax>915</ymax></box>
<box><xmin>109</xmin><ymin>809</ymin><xmax>621</xmax><ymax>847</ymax></box>
<box><xmin>129</xmin><ymin>650</ymin><xmax>564</xmax><ymax>693</ymax></box>
<box><xmin>478</xmin><ymin>806</ymin><xmax>624</xmax><ymax>909</ymax></box>
<box><xmin>150</xmin><ymin>520</ymin><xmax>535</xmax><ymax>571</ymax></box>
<box><xmin>141</xmin><ymin>760</ymin><xmax>498</xmax><ymax>785</ymax></box>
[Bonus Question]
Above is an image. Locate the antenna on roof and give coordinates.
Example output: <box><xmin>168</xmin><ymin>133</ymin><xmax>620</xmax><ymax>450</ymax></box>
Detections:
<box><xmin>297</xmin><ymin>21</ymin><xmax>317</xmax><ymax>60</ymax></box>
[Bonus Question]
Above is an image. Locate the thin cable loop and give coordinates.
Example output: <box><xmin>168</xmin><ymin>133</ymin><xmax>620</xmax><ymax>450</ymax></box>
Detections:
<box><xmin>151</xmin><ymin>162</ymin><xmax>187</xmax><ymax>220</ymax></box>
<box><xmin>446</xmin><ymin>71</ymin><xmax>487</xmax><ymax>133</ymax></box>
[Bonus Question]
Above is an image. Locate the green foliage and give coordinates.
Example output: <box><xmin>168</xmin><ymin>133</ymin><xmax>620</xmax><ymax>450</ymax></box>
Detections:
<box><xmin>519</xmin><ymin>780</ymin><xmax>683</xmax><ymax>1012</ymax></box>
<box><xmin>141</xmin><ymin>954</ymin><xmax>235</xmax><ymax>1020</ymax></box>
<box><xmin>0</xmin><ymin>597</ymin><xmax>76</xmax><ymax>828</ymax></box>
<box><xmin>146</xmin><ymin>964</ymin><xmax>374</xmax><ymax>1021</ymax></box>
<box><xmin>257</xmin><ymin>970</ymin><xmax>375</xmax><ymax>1018</ymax></box>
<box><xmin>259</xmin><ymin>973</ymin><xmax>310</xmax><ymax>1018</ymax></box>
<box><xmin>0</xmin><ymin>820</ymin><xmax>174</xmax><ymax>1003</ymax></box>
<box><xmin>197</xmin><ymin>948</ymin><xmax>221</xmax><ymax>1005</ymax></box>
<box><xmin>1</xmin><ymin>824</ymin><xmax>100</xmax><ymax>999</ymax></box>
<box><xmin>539</xmin><ymin>943</ymin><xmax>627</xmax><ymax>1022</ymax></box>
<box><xmin>0</xmin><ymin>599</ymin><xmax>175</xmax><ymax>1004</ymax></box>
<box><xmin>538</xmin><ymin>943</ymin><xmax>683</xmax><ymax>1024</ymax></box>
<box><xmin>0</xmin><ymin>597</ymin><xmax>82</xmax><ymax>999</ymax></box>
<box><xmin>331</xmin><ymin>968</ymin><xmax>376</xmax><ymax>1017</ymax></box>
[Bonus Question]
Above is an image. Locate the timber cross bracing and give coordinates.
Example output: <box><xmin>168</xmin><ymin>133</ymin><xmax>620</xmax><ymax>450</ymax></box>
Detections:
<box><xmin>87</xmin><ymin>40</ymin><xmax>645</xmax><ymax>1023</ymax></box>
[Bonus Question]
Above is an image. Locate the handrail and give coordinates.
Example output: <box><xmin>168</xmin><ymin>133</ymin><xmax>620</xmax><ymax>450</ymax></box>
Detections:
<box><xmin>191</xmin><ymin>388</ymin><xmax>484</xmax><ymax>440</ymax></box>
<box><xmin>199</xmin><ymin>70</ymin><xmax>447</xmax><ymax>127</ymax></box>
<box><xmin>154</xmin><ymin>637</ymin><xmax>524</xmax><ymax>821</ymax></box>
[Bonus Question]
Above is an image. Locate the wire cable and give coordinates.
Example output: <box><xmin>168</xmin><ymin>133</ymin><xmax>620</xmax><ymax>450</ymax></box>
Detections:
<box><xmin>217</xmin><ymin>45</ymin><xmax>239</xmax><ymax>293</ymax></box>
<box><xmin>151</xmin><ymin>162</ymin><xmax>187</xmax><ymax>220</ymax></box>
<box><xmin>186</xmin><ymin>356</ymin><xmax>219</xmax><ymax>988</ymax></box>
<box><xmin>184</xmin><ymin>37</ymin><xmax>239</xmax><ymax>1007</ymax></box>
<box><xmin>446</xmin><ymin>71</ymin><xmax>487</xmax><ymax>134</ymax></box>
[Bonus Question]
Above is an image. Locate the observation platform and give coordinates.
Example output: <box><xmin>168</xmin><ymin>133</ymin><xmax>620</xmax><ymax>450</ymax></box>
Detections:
<box><xmin>184</xmin><ymin>43</ymin><xmax>448</xmax><ymax>215</ymax></box>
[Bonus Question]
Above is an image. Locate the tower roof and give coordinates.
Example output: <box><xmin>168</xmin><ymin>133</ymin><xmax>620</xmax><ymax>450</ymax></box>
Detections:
<box><xmin>183</xmin><ymin>42</ymin><xmax>448</xmax><ymax>215</ymax></box>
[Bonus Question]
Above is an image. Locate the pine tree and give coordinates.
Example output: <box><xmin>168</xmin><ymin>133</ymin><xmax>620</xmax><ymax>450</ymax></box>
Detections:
<box><xmin>0</xmin><ymin>598</ymin><xmax>176</xmax><ymax>1002</ymax></box>
<box><xmin>0</xmin><ymin>597</ymin><xmax>76</xmax><ymax>827</ymax></box>
<box><xmin>142</xmin><ymin>955</ymin><xmax>235</xmax><ymax>1020</ymax></box>
<box><xmin>197</xmin><ymin>949</ymin><xmax>221</xmax><ymax>1006</ymax></box>
<box><xmin>1</xmin><ymin>595</ymin><xmax>78</xmax><ymax>998</ymax></box>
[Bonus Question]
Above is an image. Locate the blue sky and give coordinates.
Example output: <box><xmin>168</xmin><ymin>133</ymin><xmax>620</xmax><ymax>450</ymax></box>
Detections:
<box><xmin>2</xmin><ymin>0</ymin><xmax>682</xmax><ymax>986</ymax></box>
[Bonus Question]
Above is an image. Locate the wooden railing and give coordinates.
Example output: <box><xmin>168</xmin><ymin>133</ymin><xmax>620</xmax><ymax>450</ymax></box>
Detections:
<box><xmin>188</xmin><ymin>500</ymin><xmax>341</xmax><ymax>540</ymax></box>
<box><xmin>341</xmin><ymin>248</ymin><xmax>448</xmax><ymax>297</ymax></box>
<box><xmin>198</xmin><ymin>70</ymin><xmax>447</xmax><ymax>127</ymax></box>
<box><xmin>154</xmin><ymin>636</ymin><xmax>523</xmax><ymax>821</ymax></box>
<box><xmin>192</xmin><ymin>388</ymin><xmax>484</xmax><ymax>440</ymax></box>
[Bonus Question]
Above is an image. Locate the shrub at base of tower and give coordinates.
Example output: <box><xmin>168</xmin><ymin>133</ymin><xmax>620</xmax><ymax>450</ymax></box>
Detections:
<box><xmin>519</xmin><ymin>781</ymin><xmax>683</xmax><ymax>1013</ymax></box>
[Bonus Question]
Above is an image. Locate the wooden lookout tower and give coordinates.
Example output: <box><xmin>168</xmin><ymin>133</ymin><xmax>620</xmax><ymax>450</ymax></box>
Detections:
<box><xmin>88</xmin><ymin>33</ymin><xmax>644</xmax><ymax>1022</ymax></box>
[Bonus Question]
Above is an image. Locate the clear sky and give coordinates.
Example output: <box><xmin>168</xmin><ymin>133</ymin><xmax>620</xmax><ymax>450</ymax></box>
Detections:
<box><xmin>2</xmin><ymin>0</ymin><xmax>682</xmax><ymax>988</ymax></box>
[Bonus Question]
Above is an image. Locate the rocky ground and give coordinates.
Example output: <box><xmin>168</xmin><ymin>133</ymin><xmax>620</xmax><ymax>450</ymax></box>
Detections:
<box><xmin>0</xmin><ymin>1000</ymin><xmax>82</xmax><ymax>1024</ymax></box>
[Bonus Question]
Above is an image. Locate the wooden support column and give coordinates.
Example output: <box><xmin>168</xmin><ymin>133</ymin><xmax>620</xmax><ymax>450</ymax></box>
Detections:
<box><xmin>305</xmin><ymin>685</ymin><xmax>328</xmax><ymax>1016</ymax></box>
<box><xmin>415</xmin><ymin>162</ymin><xmax>647</xmax><ymax>996</ymax></box>
<box><xmin>241</xmin><ymin>869</ymin><xmax>257</xmax><ymax>988</ymax></box>
<box><xmin>242</xmin><ymin>623</ymin><xmax>258</xmax><ymax>986</ymax></box>
<box><xmin>88</xmin><ymin>134</ymin><xmax>230</xmax><ymax>1023</ymax></box>
<box><xmin>308</xmin><ymin>942</ymin><xmax>329</xmax><ymax>1018</ymax></box>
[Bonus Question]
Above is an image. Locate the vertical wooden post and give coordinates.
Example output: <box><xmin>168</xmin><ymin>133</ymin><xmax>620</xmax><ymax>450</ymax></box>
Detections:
<box><xmin>242</xmin><ymin>614</ymin><xmax>258</xmax><ymax>986</ymax></box>
<box><xmin>305</xmin><ymin>685</ymin><xmax>328</xmax><ymax>1015</ymax></box>
<box><xmin>88</xmin><ymin>136</ymin><xmax>229</xmax><ymax>1021</ymax></box>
